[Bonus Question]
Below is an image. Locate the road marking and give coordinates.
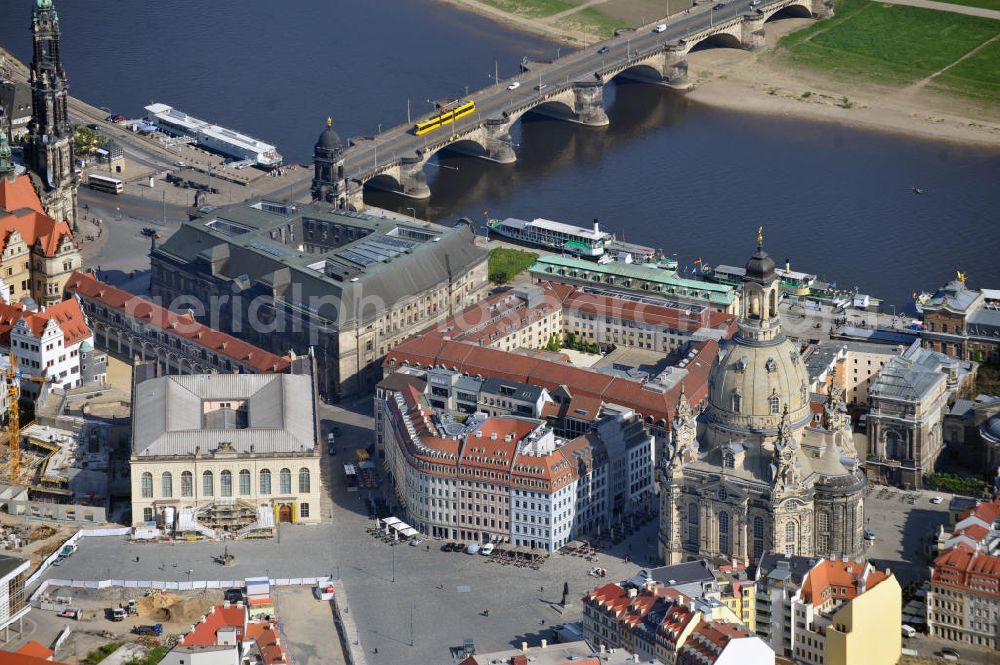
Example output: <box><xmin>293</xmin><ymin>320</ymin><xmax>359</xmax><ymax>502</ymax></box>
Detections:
<box><xmin>457</xmin><ymin>585</ymin><xmax>471</xmax><ymax>593</ymax></box>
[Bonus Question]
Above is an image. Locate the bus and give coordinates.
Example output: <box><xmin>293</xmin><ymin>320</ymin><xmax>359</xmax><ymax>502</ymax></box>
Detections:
<box><xmin>87</xmin><ymin>174</ymin><xmax>124</xmax><ymax>194</ymax></box>
<box><xmin>414</xmin><ymin>100</ymin><xmax>476</xmax><ymax>136</ymax></box>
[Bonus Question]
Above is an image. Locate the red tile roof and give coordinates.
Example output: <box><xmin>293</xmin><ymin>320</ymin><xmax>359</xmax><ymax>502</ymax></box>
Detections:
<box><xmin>387</xmin><ymin>336</ymin><xmax>718</xmax><ymax>426</ymax></box>
<box><xmin>0</xmin><ymin>177</ymin><xmax>76</xmax><ymax>256</ymax></box>
<box><xmin>677</xmin><ymin>620</ymin><xmax>754</xmax><ymax>664</ymax></box>
<box><xmin>0</xmin><ymin>648</ymin><xmax>67</xmax><ymax>665</ymax></box>
<box><xmin>246</xmin><ymin>620</ymin><xmax>288</xmax><ymax>665</ymax></box>
<box><xmin>15</xmin><ymin>641</ymin><xmax>54</xmax><ymax>659</ymax></box>
<box><xmin>932</xmin><ymin>542</ymin><xmax>1000</xmax><ymax>598</ymax></box>
<box><xmin>800</xmin><ymin>558</ymin><xmax>888</xmax><ymax>606</ymax></box>
<box><xmin>65</xmin><ymin>272</ymin><xmax>291</xmax><ymax>373</ymax></box>
<box><xmin>0</xmin><ymin>174</ymin><xmax>44</xmax><ymax>215</ymax></box>
<box><xmin>0</xmin><ymin>298</ymin><xmax>91</xmax><ymax>348</ymax></box>
<box><xmin>180</xmin><ymin>604</ymin><xmax>247</xmax><ymax>647</ymax></box>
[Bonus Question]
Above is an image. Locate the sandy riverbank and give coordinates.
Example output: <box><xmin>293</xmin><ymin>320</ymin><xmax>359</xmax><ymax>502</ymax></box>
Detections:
<box><xmin>439</xmin><ymin>2</ymin><xmax>1000</xmax><ymax>148</ymax></box>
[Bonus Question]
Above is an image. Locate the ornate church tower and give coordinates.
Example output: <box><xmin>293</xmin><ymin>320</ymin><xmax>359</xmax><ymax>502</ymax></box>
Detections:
<box><xmin>25</xmin><ymin>0</ymin><xmax>78</xmax><ymax>230</ymax></box>
<box><xmin>311</xmin><ymin>117</ymin><xmax>348</xmax><ymax>208</ymax></box>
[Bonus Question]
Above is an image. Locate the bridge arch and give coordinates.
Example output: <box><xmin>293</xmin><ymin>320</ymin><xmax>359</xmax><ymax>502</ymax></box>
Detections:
<box><xmin>364</xmin><ymin>172</ymin><xmax>405</xmax><ymax>195</ymax></box>
<box><xmin>436</xmin><ymin>136</ymin><xmax>490</xmax><ymax>159</ymax></box>
<box><xmin>610</xmin><ymin>63</ymin><xmax>665</xmax><ymax>84</ymax></box>
<box><xmin>688</xmin><ymin>32</ymin><xmax>744</xmax><ymax>52</ymax></box>
<box><xmin>764</xmin><ymin>3</ymin><xmax>814</xmax><ymax>21</ymax></box>
<box><xmin>524</xmin><ymin>99</ymin><xmax>577</xmax><ymax>123</ymax></box>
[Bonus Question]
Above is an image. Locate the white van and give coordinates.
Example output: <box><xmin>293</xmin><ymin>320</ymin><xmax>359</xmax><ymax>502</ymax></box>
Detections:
<box><xmin>653</xmin><ymin>24</ymin><xmax>667</xmax><ymax>33</ymax></box>
<box><xmin>901</xmin><ymin>625</ymin><xmax>917</xmax><ymax>638</ymax></box>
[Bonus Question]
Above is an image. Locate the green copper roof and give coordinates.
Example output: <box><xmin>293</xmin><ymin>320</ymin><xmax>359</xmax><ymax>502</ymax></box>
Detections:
<box><xmin>530</xmin><ymin>254</ymin><xmax>736</xmax><ymax>306</ymax></box>
<box><xmin>36</xmin><ymin>0</ymin><xmax>53</xmax><ymax>8</ymax></box>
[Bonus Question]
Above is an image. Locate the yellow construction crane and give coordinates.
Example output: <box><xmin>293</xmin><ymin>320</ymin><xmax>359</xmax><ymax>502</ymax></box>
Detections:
<box><xmin>5</xmin><ymin>354</ymin><xmax>21</xmax><ymax>484</ymax></box>
<box><xmin>4</xmin><ymin>354</ymin><xmax>47</xmax><ymax>484</ymax></box>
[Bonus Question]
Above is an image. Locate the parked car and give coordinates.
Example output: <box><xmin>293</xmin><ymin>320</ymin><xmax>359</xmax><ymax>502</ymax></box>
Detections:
<box><xmin>507</xmin><ymin>81</ymin><xmax>521</xmax><ymax>90</ymax></box>
<box><xmin>107</xmin><ymin>607</ymin><xmax>126</xmax><ymax>621</ymax></box>
<box><xmin>224</xmin><ymin>588</ymin><xmax>243</xmax><ymax>603</ymax></box>
<box><xmin>409</xmin><ymin>538</ymin><xmax>424</xmax><ymax>547</ymax></box>
<box><xmin>534</xmin><ymin>84</ymin><xmax>548</xmax><ymax>91</ymax></box>
<box><xmin>465</xmin><ymin>542</ymin><xmax>481</xmax><ymax>555</ymax></box>
<box><xmin>480</xmin><ymin>543</ymin><xmax>495</xmax><ymax>556</ymax></box>
<box><xmin>132</xmin><ymin>624</ymin><xmax>163</xmax><ymax>636</ymax></box>
<box><xmin>441</xmin><ymin>542</ymin><xmax>455</xmax><ymax>552</ymax></box>
<box><xmin>864</xmin><ymin>528</ymin><xmax>876</xmax><ymax>541</ymax></box>
<box><xmin>58</xmin><ymin>608</ymin><xmax>81</xmax><ymax>620</ymax></box>
<box><xmin>901</xmin><ymin>624</ymin><xmax>917</xmax><ymax>638</ymax></box>
<box><xmin>930</xmin><ymin>496</ymin><xmax>943</xmax><ymax>504</ymax></box>
<box><xmin>597</xmin><ymin>46</ymin><xmax>610</xmax><ymax>54</ymax></box>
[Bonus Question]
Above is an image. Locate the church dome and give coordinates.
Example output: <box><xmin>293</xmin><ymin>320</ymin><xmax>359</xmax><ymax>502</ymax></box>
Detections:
<box><xmin>706</xmin><ymin>338</ymin><xmax>811</xmax><ymax>433</ymax></box>
<box><xmin>316</xmin><ymin>118</ymin><xmax>342</xmax><ymax>151</ymax></box>
<box><xmin>705</xmin><ymin>233</ymin><xmax>810</xmax><ymax>435</ymax></box>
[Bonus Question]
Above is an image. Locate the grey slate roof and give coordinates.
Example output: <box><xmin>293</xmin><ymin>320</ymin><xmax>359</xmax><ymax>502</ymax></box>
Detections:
<box><xmin>0</xmin><ymin>553</ymin><xmax>28</xmax><ymax>579</ymax></box>
<box><xmin>153</xmin><ymin>201</ymin><xmax>486</xmax><ymax>326</ymax></box>
<box><xmin>755</xmin><ymin>552</ymin><xmax>819</xmax><ymax>585</ymax></box>
<box><xmin>132</xmin><ymin>373</ymin><xmax>315</xmax><ymax>457</ymax></box>
<box><xmin>629</xmin><ymin>559</ymin><xmax>715</xmax><ymax>586</ymax></box>
<box><xmin>925</xmin><ymin>279</ymin><xmax>982</xmax><ymax>313</ymax></box>
<box><xmin>480</xmin><ymin>376</ymin><xmax>544</xmax><ymax>403</ymax></box>
<box><xmin>968</xmin><ymin>307</ymin><xmax>1000</xmax><ymax>340</ymax></box>
<box><xmin>869</xmin><ymin>343</ymin><xmax>948</xmax><ymax>402</ymax></box>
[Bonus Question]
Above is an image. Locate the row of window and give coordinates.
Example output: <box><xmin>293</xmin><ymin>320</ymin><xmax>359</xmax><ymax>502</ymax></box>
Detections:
<box><xmin>139</xmin><ymin>467</ymin><xmax>310</xmax><ymax>499</ymax></box>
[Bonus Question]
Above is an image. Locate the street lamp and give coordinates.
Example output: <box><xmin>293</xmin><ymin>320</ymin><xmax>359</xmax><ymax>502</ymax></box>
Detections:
<box><xmin>406</xmin><ymin>207</ymin><xmax>416</xmax><ymax>221</ymax></box>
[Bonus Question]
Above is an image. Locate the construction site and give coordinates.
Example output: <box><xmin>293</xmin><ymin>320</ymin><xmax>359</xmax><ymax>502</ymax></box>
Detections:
<box><xmin>0</xmin><ymin>354</ymin><xmax>130</xmax><ymax>527</ymax></box>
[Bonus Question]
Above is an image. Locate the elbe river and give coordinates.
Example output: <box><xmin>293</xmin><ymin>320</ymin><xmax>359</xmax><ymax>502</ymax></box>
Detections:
<box><xmin>3</xmin><ymin>0</ymin><xmax>998</xmax><ymax>309</ymax></box>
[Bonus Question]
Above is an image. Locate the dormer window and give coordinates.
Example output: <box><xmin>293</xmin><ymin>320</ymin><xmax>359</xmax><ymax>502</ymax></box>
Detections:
<box><xmin>765</xmin><ymin>358</ymin><xmax>778</xmax><ymax>373</ymax></box>
<box><xmin>769</xmin><ymin>392</ymin><xmax>781</xmax><ymax>414</ymax></box>
<box><xmin>723</xmin><ymin>453</ymin><xmax>735</xmax><ymax>470</ymax></box>
<box><xmin>736</xmin><ymin>356</ymin><xmax>748</xmax><ymax>373</ymax></box>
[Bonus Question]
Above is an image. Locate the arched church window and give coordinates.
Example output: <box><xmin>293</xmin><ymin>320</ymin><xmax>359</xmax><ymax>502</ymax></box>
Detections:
<box><xmin>732</xmin><ymin>392</ymin><xmax>742</xmax><ymax>414</ymax></box>
<box><xmin>785</xmin><ymin>521</ymin><xmax>797</xmax><ymax>555</ymax></box>
<box><xmin>769</xmin><ymin>393</ymin><xmax>781</xmax><ymax>415</ymax></box>
<box><xmin>723</xmin><ymin>453</ymin><xmax>735</xmax><ymax>469</ymax></box>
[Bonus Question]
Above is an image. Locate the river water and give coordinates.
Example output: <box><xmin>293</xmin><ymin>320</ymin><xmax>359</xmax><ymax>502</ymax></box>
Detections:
<box><xmin>3</xmin><ymin>0</ymin><xmax>998</xmax><ymax>309</ymax></box>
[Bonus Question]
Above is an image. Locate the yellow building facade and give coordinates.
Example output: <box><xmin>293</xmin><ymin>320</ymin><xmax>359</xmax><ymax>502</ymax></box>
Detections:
<box><xmin>825</xmin><ymin>572</ymin><xmax>901</xmax><ymax>665</ymax></box>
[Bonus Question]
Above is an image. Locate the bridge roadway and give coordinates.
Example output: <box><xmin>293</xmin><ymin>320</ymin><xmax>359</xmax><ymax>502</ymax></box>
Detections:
<box><xmin>329</xmin><ymin>0</ymin><xmax>831</xmax><ymax>204</ymax></box>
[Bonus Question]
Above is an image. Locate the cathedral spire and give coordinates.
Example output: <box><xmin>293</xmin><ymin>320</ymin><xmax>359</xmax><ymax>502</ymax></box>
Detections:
<box><xmin>25</xmin><ymin>0</ymin><xmax>77</xmax><ymax>229</ymax></box>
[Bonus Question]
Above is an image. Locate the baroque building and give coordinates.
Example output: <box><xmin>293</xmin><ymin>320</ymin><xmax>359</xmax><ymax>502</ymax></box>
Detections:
<box><xmin>24</xmin><ymin>0</ymin><xmax>78</xmax><ymax>231</ymax></box>
<box><xmin>658</xmin><ymin>233</ymin><xmax>866</xmax><ymax>566</ymax></box>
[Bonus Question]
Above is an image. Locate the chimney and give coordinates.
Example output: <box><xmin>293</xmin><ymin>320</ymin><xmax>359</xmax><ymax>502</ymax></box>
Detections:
<box><xmin>521</xmin><ymin>641</ymin><xmax>528</xmax><ymax>652</ymax></box>
<box><xmin>541</xmin><ymin>639</ymin><xmax>547</xmax><ymax>649</ymax></box>
<box><xmin>785</xmin><ymin>258</ymin><xmax>791</xmax><ymax>271</ymax></box>
<box><xmin>628</xmin><ymin>587</ymin><xmax>638</xmax><ymax>598</ymax></box>
<box><xmin>593</xmin><ymin>218</ymin><xmax>600</xmax><ymax>234</ymax></box>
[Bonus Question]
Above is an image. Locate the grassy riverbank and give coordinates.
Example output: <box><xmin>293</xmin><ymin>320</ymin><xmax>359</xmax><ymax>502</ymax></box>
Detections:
<box><xmin>778</xmin><ymin>0</ymin><xmax>1000</xmax><ymax>103</ymax></box>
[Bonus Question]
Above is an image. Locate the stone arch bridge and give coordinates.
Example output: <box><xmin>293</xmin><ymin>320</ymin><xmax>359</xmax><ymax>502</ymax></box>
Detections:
<box><xmin>335</xmin><ymin>0</ymin><xmax>830</xmax><ymax>207</ymax></box>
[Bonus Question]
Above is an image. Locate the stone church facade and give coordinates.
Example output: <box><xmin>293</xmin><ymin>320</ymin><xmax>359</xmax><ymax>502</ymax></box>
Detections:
<box><xmin>658</xmin><ymin>234</ymin><xmax>866</xmax><ymax>565</ymax></box>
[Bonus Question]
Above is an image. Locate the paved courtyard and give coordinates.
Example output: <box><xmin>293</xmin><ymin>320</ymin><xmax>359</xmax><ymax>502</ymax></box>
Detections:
<box><xmin>861</xmin><ymin>484</ymin><xmax>953</xmax><ymax>586</ymax></box>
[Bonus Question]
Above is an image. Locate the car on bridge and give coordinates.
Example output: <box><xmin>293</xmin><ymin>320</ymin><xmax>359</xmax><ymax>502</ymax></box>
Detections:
<box><xmin>507</xmin><ymin>81</ymin><xmax>520</xmax><ymax>90</ymax></box>
<box><xmin>653</xmin><ymin>23</ymin><xmax>667</xmax><ymax>32</ymax></box>
<box><xmin>597</xmin><ymin>46</ymin><xmax>610</xmax><ymax>54</ymax></box>
<box><xmin>713</xmin><ymin>3</ymin><xmax>725</xmax><ymax>9</ymax></box>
